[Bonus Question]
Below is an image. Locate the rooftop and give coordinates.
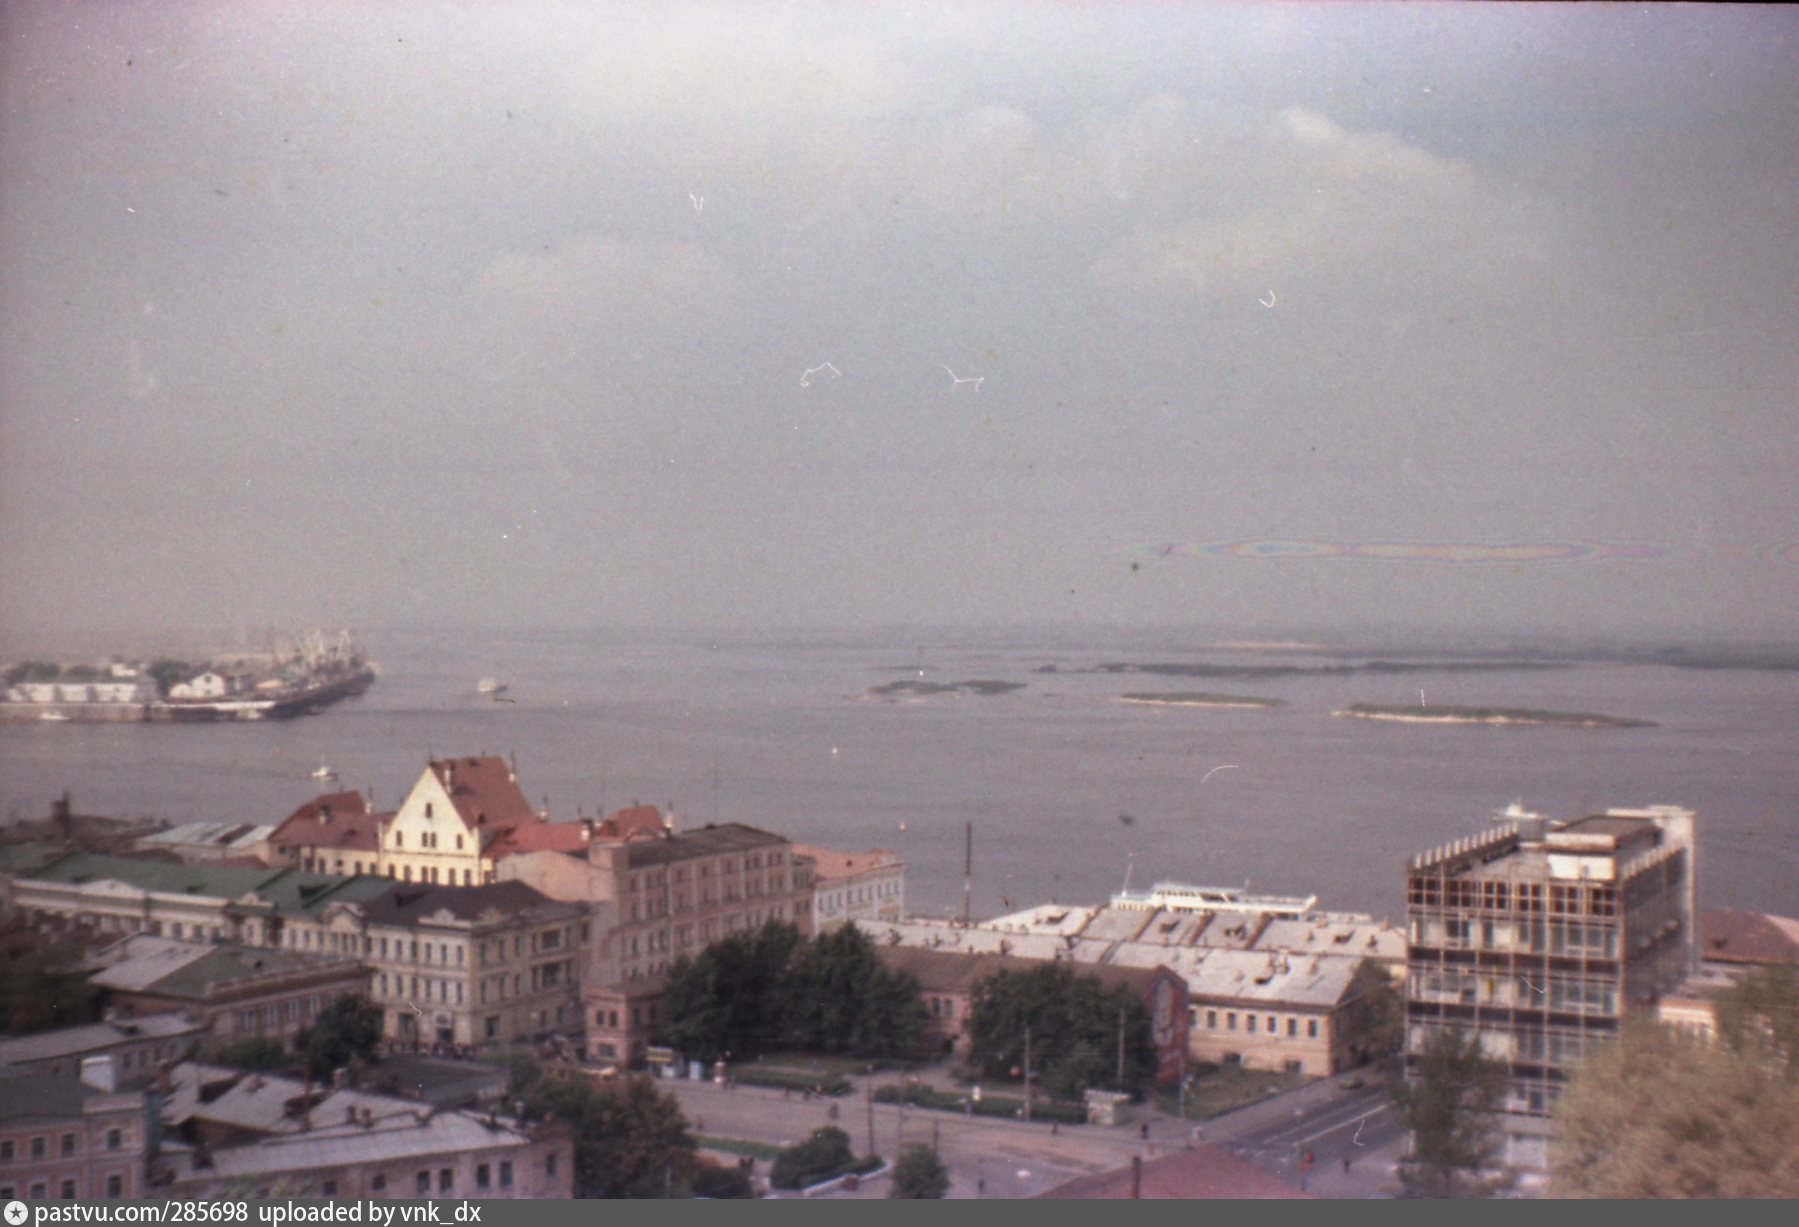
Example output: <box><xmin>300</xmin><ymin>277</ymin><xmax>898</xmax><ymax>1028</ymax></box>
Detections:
<box><xmin>0</xmin><ymin>1013</ymin><xmax>206</xmax><ymax>1067</ymax></box>
<box><xmin>1700</xmin><ymin>909</ymin><xmax>1799</xmax><ymax>966</ymax></box>
<box><xmin>90</xmin><ymin>939</ymin><xmax>366</xmax><ymax>1001</ymax></box>
<box><xmin>791</xmin><ymin>844</ymin><xmax>901</xmax><ymax>882</ymax></box>
<box><xmin>358</xmin><ymin>880</ymin><xmax>567</xmax><ymax>928</ymax></box>
<box><xmin>600</xmin><ymin>822</ymin><xmax>789</xmax><ymax>867</ymax></box>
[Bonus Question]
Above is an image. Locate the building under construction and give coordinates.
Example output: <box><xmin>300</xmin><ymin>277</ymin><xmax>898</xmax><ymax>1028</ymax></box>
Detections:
<box><xmin>1403</xmin><ymin>804</ymin><xmax>1696</xmax><ymax>1171</ymax></box>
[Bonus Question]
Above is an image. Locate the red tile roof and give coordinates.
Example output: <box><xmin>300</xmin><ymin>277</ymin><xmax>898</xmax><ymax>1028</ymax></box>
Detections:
<box><xmin>1036</xmin><ymin>1146</ymin><xmax>1310</xmax><ymax>1200</ymax></box>
<box><xmin>429</xmin><ymin>756</ymin><xmax>538</xmax><ymax>830</ymax></box>
<box><xmin>267</xmin><ymin>791</ymin><xmax>384</xmax><ymax>853</ymax></box>
<box><xmin>1701</xmin><ymin>909</ymin><xmax>1799</xmax><ymax>966</ymax></box>
<box><xmin>593</xmin><ymin>804</ymin><xmax>666</xmax><ymax>842</ymax></box>
<box><xmin>483</xmin><ymin>820</ymin><xmax>593</xmax><ymax>858</ymax></box>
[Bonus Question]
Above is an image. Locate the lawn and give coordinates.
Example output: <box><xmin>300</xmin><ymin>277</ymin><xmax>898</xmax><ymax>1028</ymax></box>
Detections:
<box><xmin>1160</xmin><ymin>1063</ymin><xmax>1311</xmax><ymax>1120</ymax></box>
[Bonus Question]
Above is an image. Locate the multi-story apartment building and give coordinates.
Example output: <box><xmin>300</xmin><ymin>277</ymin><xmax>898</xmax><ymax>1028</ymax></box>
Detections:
<box><xmin>285</xmin><ymin>881</ymin><xmax>583</xmax><ymax>1050</ymax></box>
<box><xmin>1403</xmin><ymin>804</ymin><xmax>1696</xmax><ymax>1171</ymax></box>
<box><xmin>543</xmin><ymin>823</ymin><xmax>812</xmax><ymax>1065</ymax></box>
<box><xmin>0</xmin><ymin>1071</ymin><xmax>152</xmax><ymax>1202</ymax></box>
<box><xmin>793</xmin><ymin>844</ymin><xmax>905</xmax><ymax>930</ymax></box>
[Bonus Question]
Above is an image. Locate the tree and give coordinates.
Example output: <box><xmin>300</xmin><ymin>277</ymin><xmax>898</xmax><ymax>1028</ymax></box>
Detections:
<box><xmin>787</xmin><ymin>924</ymin><xmax>925</xmax><ymax>1058</ymax></box>
<box><xmin>888</xmin><ymin>1144</ymin><xmax>949</xmax><ymax>1199</ymax></box>
<box><xmin>0</xmin><ymin>937</ymin><xmax>97</xmax><ymax>1034</ymax></box>
<box><xmin>513</xmin><ymin>1066</ymin><xmax>698</xmax><ymax>1198</ymax></box>
<box><xmin>296</xmin><ymin>994</ymin><xmax>381</xmax><ymax>1078</ymax></box>
<box><xmin>967</xmin><ymin>964</ymin><xmax>1156</xmax><ymax>1100</ymax></box>
<box><xmin>659</xmin><ymin>920</ymin><xmax>804</xmax><ymax>1061</ymax></box>
<box><xmin>659</xmin><ymin>920</ymin><xmax>925</xmax><ymax>1062</ymax></box>
<box><xmin>1388</xmin><ymin>1024</ymin><xmax>1506</xmax><ymax>1198</ymax></box>
<box><xmin>1348</xmin><ymin>957</ymin><xmax>1404</xmax><ymax>1061</ymax></box>
<box><xmin>1550</xmin><ymin>1018</ymin><xmax>1799</xmax><ymax>1197</ymax></box>
<box><xmin>1715</xmin><ymin>963</ymin><xmax>1799</xmax><ymax>1077</ymax></box>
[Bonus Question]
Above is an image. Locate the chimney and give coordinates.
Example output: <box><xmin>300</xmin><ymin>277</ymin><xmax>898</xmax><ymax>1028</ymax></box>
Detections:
<box><xmin>443</xmin><ymin>761</ymin><xmax>454</xmax><ymax>790</ymax></box>
<box><xmin>80</xmin><ymin>1055</ymin><xmax>117</xmax><ymax>1093</ymax></box>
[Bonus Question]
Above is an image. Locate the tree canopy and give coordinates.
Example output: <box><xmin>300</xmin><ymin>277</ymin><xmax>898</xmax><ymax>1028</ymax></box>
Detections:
<box><xmin>0</xmin><ymin>936</ymin><xmax>97</xmax><ymax>1034</ymax></box>
<box><xmin>889</xmin><ymin>1144</ymin><xmax>950</xmax><ymax>1199</ymax></box>
<box><xmin>1551</xmin><ymin>969</ymin><xmax>1799</xmax><ymax>1198</ymax></box>
<box><xmin>1388</xmin><ymin>1024</ymin><xmax>1506</xmax><ymax>1198</ymax></box>
<box><xmin>507</xmin><ymin>1051</ymin><xmax>698</xmax><ymax>1198</ymax></box>
<box><xmin>659</xmin><ymin>920</ymin><xmax>924</xmax><ymax>1062</ymax></box>
<box><xmin>296</xmin><ymin>994</ymin><xmax>381</xmax><ymax>1078</ymax></box>
<box><xmin>966</xmin><ymin>963</ymin><xmax>1155</xmax><ymax>1099</ymax></box>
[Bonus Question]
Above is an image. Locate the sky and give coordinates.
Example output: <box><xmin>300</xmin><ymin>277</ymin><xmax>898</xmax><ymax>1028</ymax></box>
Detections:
<box><xmin>3</xmin><ymin>2</ymin><xmax>1797</xmax><ymax>650</ymax></box>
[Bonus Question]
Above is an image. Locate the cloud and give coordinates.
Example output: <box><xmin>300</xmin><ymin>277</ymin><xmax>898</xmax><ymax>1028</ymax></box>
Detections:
<box><xmin>1092</xmin><ymin>103</ymin><xmax>1539</xmax><ymax>298</ymax></box>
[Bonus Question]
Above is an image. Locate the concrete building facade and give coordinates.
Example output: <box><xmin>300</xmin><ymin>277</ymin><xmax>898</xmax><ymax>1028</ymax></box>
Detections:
<box><xmin>282</xmin><ymin>882</ymin><xmax>582</xmax><ymax>1050</ymax></box>
<box><xmin>1403</xmin><ymin>805</ymin><xmax>1697</xmax><ymax>1172</ymax></box>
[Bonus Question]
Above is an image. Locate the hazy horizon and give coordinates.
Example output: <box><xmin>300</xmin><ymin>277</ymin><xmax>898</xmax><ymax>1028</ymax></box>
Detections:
<box><xmin>5</xmin><ymin>3</ymin><xmax>1797</xmax><ymax>647</ymax></box>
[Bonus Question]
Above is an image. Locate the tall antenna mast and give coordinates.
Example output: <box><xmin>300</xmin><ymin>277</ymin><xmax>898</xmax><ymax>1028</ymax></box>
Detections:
<box><xmin>963</xmin><ymin>820</ymin><xmax>972</xmax><ymax>927</ymax></box>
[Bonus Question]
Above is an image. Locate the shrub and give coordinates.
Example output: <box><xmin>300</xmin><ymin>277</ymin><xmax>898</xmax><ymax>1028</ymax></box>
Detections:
<box><xmin>730</xmin><ymin>1067</ymin><xmax>851</xmax><ymax>1096</ymax></box>
<box><xmin>889</xmin><ymin>1145</ymin><xmax>949</xmax><ymax>1199</ymax></box>
<box><xmin>769</xmin><ymin>1126</ymin><xmax>857</xmax><ymax>1189</ymax></box>
<box><xmin>691</xmin><ymin>1164</ymin><xmax>755</xmax><ymax>1199</ymax></box>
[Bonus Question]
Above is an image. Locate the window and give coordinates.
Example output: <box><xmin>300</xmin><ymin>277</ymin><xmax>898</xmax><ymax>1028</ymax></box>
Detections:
<box><xmin>29</xmin><ymin>1183</ymin><xmax>47</xmax><ymax>1202</ymax></box>
<box><xmin>1286</xmin><ymin>1017</ymin><xmax>1297</xmax><ymax>1037</ymax></box>
<box><xmin>30</xmin><ymin>1136</ymin><xmax>46</xmax><ymax>1159</ymax></box>
<box><xmin>416</xmin><ymin>1172</ymin><xmax>430</xmax><ymax>1196</ymax></box>
<box><xmin>1226</xmin><ymin>1012</ymin><xmax>1237</xmax><ymax>1031</ymax></box>
<box><xmin>371</xmin><ymin>1175</ymin><xmax>386</xmax><ymax>1193</ymax></box>
<box><xmin>321</xmin><ymin>1181</ymin><xmax>337</xmax><ymax>1198</ymax></box>
<box><xmin>547</xmin><ymin>1153</ymin><xmax>558</xmax><ymax>1178</ymax></box>
<box><xmin>1247</xmin><ymin>1014</ymin><xmax>1257</xmax><ymax>1033</ymax></box>
<box><xmin>1</xmin><ymin>1141</ymin><xmax>13</xmax><ymax>1161</ymax></box>
<box><xmin>1206</xmin><ymin>1009</ymin><xmax>1217</xmax><ymax>1029</ymax></box>
<box><xmin>1307</xmin><ymin>1019</ymin><xmax>1319</xmax><ymax>1039</ymax></box>
<box><xmin>500</xmin><ymin>1161</ymin><xmax>514</xmax><ymax>1189</ymax></box>
<box><xmin>105</xmin><ymin>1176</ymin><xmax>123</xmax><ymax>1200</ymax></box>
<box><xmin>106</xmin><ymin>1128</ymin><xmax>122</xmax><ymax>1151</ymax></box>
<box><xmin>60</xmin><ymin>1181</ymin><xmax>75</xmax><ymax>1200</ymax></box>
<box><xmin>438</xmin><ymin>1169</ymin><xmax>453</xmax><ymax>1194</ymax></box>
<box><xmin>476</xmin><ymin>1165</ymin><xmax>490</xmax><ymax>1192</ymax></box>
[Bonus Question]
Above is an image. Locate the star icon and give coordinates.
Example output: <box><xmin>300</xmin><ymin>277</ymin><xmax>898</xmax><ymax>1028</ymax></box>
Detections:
<box><xmin>6</xmin><ymin>1201</ymin><xmax>29</xmax><ymax>1226</ymax></box>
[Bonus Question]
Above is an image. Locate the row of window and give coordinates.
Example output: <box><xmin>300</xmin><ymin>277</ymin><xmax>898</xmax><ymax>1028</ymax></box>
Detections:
<box><xmin>1195</xmin><ymin>1008</ymin><xmax>1321</xmax><ymax>1040</ymax></box>
<box><xmin>0</xmin><ymin>1174</ymin><xmax>129</xmax><ymax>1200</ymax></box>
<box><xmin>1408</xmin><ymin>876</ymin><xmax>1620</xmax><ymax>918</ymax></box>
<box><xmin>0</xmin><ymin>1128</ymin><xmax>125</xmax><ymax>1163</ymax></box>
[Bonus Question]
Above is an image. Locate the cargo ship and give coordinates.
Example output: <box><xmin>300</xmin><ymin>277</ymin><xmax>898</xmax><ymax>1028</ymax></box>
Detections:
<box><xmin>3</xmin><ymin>630</ymin><xmax>376</xmax><ymax>724</ymax></box>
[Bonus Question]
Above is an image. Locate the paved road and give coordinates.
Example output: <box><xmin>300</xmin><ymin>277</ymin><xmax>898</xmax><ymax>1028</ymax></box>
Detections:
<box><xmin>656</xmin><ymin>1068</ymin><xmax>1407</xmax><ymax>1199</ymax></box>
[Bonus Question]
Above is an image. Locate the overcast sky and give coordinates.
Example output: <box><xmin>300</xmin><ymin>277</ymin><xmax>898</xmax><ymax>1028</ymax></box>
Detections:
<box><xmin>3</xmin><ymin>2</ymin><xmax>1796</xmax><ymax>649</ymax></box>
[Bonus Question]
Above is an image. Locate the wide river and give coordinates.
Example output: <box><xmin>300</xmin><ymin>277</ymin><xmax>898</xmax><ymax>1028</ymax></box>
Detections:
<box><xmin>4</xmin><ymin>626</ymin><xmax>1795</xmax><ymax>924</ymax></box>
